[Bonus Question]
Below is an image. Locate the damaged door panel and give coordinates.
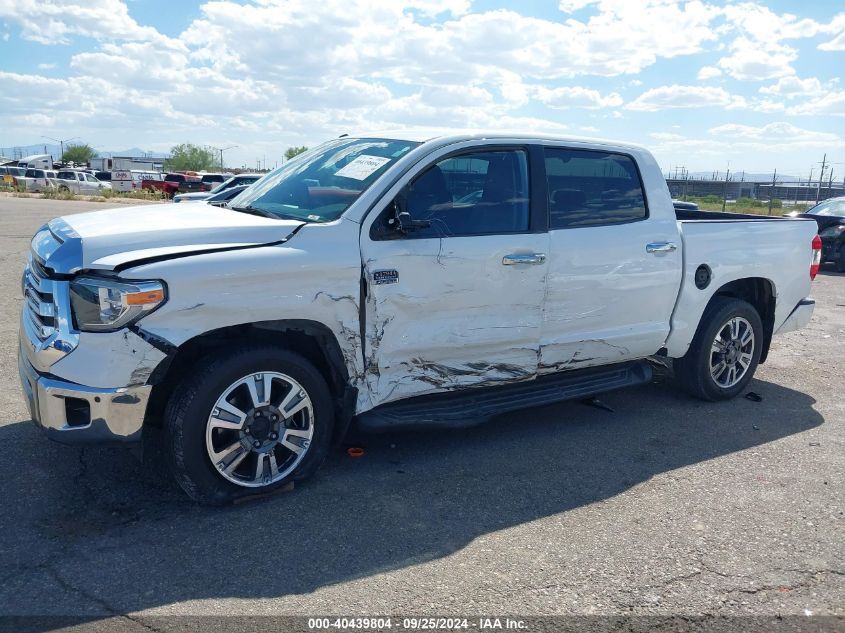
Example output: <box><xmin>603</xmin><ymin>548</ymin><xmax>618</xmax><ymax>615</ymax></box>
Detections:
<box><xmin>538</xmin><ymin>146</ymin><xmax>682</xmax><ymax>372</ymax></box>
<box><xmin>359</xmin><ymin>145</ymin><xmax>549</xmax><ymax>408</ymax></box>
<box><xmin>361</xmin><ymin>234</ymin><xmax>549</xmax><ymax>407</ymax></box>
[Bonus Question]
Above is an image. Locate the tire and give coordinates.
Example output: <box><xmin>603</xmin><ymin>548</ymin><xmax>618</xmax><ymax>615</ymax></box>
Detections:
<box><xmin>163</xmin><ymin>345</ymin><xmax>334</xmax><ymax>505</ymax></box>
<box><xmin>58</xmin><ymin>185</ymin><xmax>69</xmax><ymax>192</ymax></box>
<box><xmin>835</xmin><ymin>248</ymin><xmax>845</xmax><ymax>273</ymax></box>
<box><xmin>673</xmin><ymin>296</ymin><xmax>763</xmax><ymax>402</ymax></box>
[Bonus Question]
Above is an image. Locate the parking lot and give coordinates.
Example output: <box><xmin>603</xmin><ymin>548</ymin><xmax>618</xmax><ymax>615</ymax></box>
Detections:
<box><xmin>0</xmin><ymin>195</ymin><xmax>842</xmax><ymax>626</ymax></box>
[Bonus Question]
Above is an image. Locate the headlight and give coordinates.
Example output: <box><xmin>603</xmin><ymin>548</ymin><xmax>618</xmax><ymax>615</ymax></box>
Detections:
<box><xmin>70</xmin><ymin>277</ymin><xmax>166</xmax><ymax>332</ymax></box>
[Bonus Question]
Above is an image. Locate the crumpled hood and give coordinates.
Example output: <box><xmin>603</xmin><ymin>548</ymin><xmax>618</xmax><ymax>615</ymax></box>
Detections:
<box><xmin>54</xmin><ymin>202</ymin><xmax>304</xmax><ymax>271</ymax></box>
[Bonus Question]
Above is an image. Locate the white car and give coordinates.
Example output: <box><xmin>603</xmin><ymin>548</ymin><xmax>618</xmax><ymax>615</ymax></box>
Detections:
<box><xmin>19</xmin><ymin>168</ymin><xmax>58</xmax><ymax>192</ymax></box>
<box><xmin>18</xmin><ymin>131</ymin><xmax>819</xmax><ymax>504</ymax></box>
<box><xmin>54</xmin><ymin>170</ymin><xmax>112</xmax><ymax>194</ymax></box>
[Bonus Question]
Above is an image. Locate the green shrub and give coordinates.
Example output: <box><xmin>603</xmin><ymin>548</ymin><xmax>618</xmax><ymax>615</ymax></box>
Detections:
<box><xmin>42</xmin><ymin>188</ymin><xmax>77</xmax><ymax>201</ymax></box>
<box><xmin>734</xmin><ymin>197</ymin><xmax>763</xmax><ymax>208</ymax></box>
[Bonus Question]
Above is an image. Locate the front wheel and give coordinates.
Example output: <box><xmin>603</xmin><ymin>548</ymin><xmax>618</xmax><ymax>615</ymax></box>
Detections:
<box><xmin>164</xmin><ymin>346</ymin><xmax>334</xmax><ymax>504</ymax></box>
<box><xmin>674</xmin><ymin>297</ymin><xmax>763</xmax><ymax>401</ymax></box>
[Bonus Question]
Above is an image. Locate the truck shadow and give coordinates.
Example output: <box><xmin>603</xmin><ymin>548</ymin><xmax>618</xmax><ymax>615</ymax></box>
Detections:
<box><xmin>0</xmin><ymin>374</ymin><xmax>824</xmax><ymax>618</ymax></box>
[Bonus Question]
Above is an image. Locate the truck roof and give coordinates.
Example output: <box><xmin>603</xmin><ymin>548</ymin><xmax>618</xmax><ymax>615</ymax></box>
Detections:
<box><xmin>351</xmin><ymin>129</ymin><xmax>648</xmax><ymax>153</ymax></box>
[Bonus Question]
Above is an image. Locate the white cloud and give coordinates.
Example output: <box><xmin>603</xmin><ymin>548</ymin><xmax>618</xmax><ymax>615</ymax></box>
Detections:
<box><xmin>818</xmin><ymin>13</ymin><xmax>845</xmax><ymax>51</ymax></box>
<box><xmin>0</xmin><ymin>0</ymin><xmax>842</xmax><ymax>171</ymax></box>
<box><xmin>627</xmin><ymin>85</ymin><xmax>746</xmax><ymax>111</ymax></box>
<box><xmin>558</xmin><ymin>0</ymin><xmax>598</xmax><ymax>12</ymax></box>
<box><xmin>696</xmin><ymin>66</ymin><xmax>722</xmax><ymax>80</ymax></box>
<box><xmin>717</xmin><ymin>37</ymin><xmax>797</xmax><ymax>81</ymax></box>
<box><xmin>0</xmin><ymin>0</ymin><xmax>177</xmax><ymax>46</ymax></box>
<box><xmin>716</xmin><ymin>3</ymin><xmax>827</xmax><ymax>81</ymax></box>
<box><xmin>786</xmin><ymin>92</ymin><xmax>845</xmax><ymax>117</ymax></box>
<box><xmin>533</xmin><ymin>86</ymin><xmax>623</xmax><ymax>109</ymax></box>
<box><xmin>708</xmin><ymin>122</ymin><xmax>839</xmax><ymax>143</ymax></box>
<box><xmin>759</xmin><ymin>76</ymin><xmax>824</xmax><ymax>97</ymax></box>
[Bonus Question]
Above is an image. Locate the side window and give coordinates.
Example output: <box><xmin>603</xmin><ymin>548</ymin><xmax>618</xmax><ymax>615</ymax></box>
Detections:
<box><xmin>544</xmin><ymin>148</ymin><xmax>646</xmax><ymax>229</ymax></box>
<box><xmin>403</xmin><ymin>150</ymin><xmax>530</xmax><ymax>238</ymax></box>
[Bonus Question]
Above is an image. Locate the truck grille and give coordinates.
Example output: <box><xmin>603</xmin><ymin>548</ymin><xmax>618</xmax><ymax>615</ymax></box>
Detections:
<box><xmin>23</xmin><ymin>256</ymin><xmax>58</xmax><ymax>341</ymax></box>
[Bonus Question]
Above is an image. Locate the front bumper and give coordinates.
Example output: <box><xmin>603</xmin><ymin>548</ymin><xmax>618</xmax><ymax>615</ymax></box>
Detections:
<box><xmin>18</xmin><ymin>344</ymin><xmax>150</xmax><ymax>445</ymax></box>
<box><xmin>775</xmin><ymin>298</ymin><xmax>815</xmax><ymax>336</ymax></box>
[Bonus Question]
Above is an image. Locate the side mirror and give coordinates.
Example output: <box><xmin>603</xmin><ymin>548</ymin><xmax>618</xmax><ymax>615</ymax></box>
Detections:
<box><xmin>391</xmin><ymin>188</ymin><xmax>432</xmax><ymax>234</ymax></box>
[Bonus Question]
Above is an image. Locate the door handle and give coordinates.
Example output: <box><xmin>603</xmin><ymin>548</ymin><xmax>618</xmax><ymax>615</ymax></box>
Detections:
<box><xmin>646</xmin><ymin>242</ymin><xmax>677</xmax><ymax>254</ymax></box>
<box><xmin>502</xmin><ymin>253</ymin><xmax>546</xmax><ymax>265</ymax></box>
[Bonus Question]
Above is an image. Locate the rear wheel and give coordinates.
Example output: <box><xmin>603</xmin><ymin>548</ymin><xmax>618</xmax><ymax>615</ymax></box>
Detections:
<box><xmin>164</xmin><ymin>346</ymin><xmax>334</xmax><ymax>504</ymax></box>
<box><xmin>835</xmin><ymin>248</ymin><xmax>845</xmax><ymax>273</ymax></box>
<box><xmin>674</xmin><ymin>297</ymin><xmax>763</xmax><ymax>401</ymax></box>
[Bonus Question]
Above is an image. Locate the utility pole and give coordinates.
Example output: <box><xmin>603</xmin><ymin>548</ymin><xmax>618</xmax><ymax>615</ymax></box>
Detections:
<box><xmin>768</xmin><ymin>168</ymin><xmax>777</xmax><ymax>213</ymax></box>
<box><xmin>722</xmin><ymin>168</ymin><xmax>731</xmax><ymax>212</ymax></box>
<box><xmin>41</xmin><ymin>136</ymin><xmax>79</xmax><ymax>162</ymax></box>
<box><xmin>816</xmin><ymin>154</ymin><xmax>827</xmax><ymax>204</ymax></box>
<box><xmin>213</xmin><ymin>145</ymin><xmax>237</xmax><ymax>171</ymax></box>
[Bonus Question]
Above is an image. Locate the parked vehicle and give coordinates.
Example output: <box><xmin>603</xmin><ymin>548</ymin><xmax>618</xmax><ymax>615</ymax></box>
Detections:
<box><xmin>18</xmin><ymin>132</ymin><xmax>819</xmax><ymax>504</ymax></box>
<box><xmin>20</xmin><ymin>169</ymin><xmax>58</xmax><ymax>192</ymax></box>
<box><xmin>1</xmin><ymin>166</ymin><xmax>26</xmax><ymax>187</ymax></box>
<box><xmin>199</xmin><ymin>173</ymin><xmax>228</xmax><ymax>191</ymax></box>
<box><xmin>672</xmin><ymin>200</ymin><xmax>699</xmax><ymax>211</ymax></box>
<box><xmin>17</xmin><ymin>154</ymin><xmax>53</xmax><ymax>170</ymax></box>
<box><xmin>113</xmin><ymin>170</ymin><xmax>160</xmax><ymax>193</ymax></box>
<box><xmin>95</xmin><ymin>171</ymin><xmax>112</xmax><ymax>182</ymax></box>
<box><xmin>789</xmin><ymin>197</ymin><xmax>845</xmax><ymax>271</ymax></box>
<box><xmin>173</xmin><ymin>174</ymin><xmax>262</xmax><ymax>203</ymax></box>
<box><xmin>54</xmin><ymin>170</ymin><xmax>112</xmax><ymax>194</ymax></box>
<box><xmin>142</xmin><ymin>173</ymin><xmax>203</xmax><ymax>197</ymax></box>
<box><xmin>175</xmin><ymin>184</ymin><xmax>251</xmax><ymax>206</ymax></box>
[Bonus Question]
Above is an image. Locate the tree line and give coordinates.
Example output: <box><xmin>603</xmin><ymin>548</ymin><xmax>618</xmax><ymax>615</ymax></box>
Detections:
<box><xmin>59</xmin><ymin>142</ymin><xmax>310</xmax><ymax>171</ymax></box>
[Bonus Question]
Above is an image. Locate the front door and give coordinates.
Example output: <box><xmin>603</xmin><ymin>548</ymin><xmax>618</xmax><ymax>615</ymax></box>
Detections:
<box><xmin>360</xmin><ymin>146</ymin><xmax>549</xmax><ymax>409</ymax></box>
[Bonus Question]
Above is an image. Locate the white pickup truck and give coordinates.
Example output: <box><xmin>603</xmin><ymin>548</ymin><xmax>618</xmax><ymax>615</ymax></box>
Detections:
<box><xmin>19</xmin><ymin>132</ymin><xmax>820</xmax><ymax>504</ymax></box>
<box><xmin>54</xmin><ymin>169</ymin><xmax>112</xmax><ymax>194</ymax></box>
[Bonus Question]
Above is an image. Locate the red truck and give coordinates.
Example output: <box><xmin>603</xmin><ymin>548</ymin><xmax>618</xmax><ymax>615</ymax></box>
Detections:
<box><xmin>141</xmin><ymin>173</ymin><xmax>205</xmax><ymax>197</ymax></box>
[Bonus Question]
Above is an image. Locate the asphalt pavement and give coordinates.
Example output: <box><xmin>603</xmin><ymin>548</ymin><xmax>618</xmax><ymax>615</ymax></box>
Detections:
<box><xmin>0</xmin><ymin>195</ymin><xmax>842</xmax><ymax>630</ymax></box>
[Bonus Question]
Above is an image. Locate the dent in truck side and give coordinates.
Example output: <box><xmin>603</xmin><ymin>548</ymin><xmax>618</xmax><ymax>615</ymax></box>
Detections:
<box><xmin>359</xmin><ymin>141</ymin><xmax>550</xmax><ymax>408</ymax></box>
<box><xmin>120</xmin><ymin>219</ymin><xmax>369</xmax><ymax>407</ymax></box>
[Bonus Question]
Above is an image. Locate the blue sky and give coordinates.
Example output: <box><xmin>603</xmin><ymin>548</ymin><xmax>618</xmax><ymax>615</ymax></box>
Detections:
<box><xmin>0</xmin><ymin>0</ymin><xmax>843</xmax><ymax>175</ymax></box>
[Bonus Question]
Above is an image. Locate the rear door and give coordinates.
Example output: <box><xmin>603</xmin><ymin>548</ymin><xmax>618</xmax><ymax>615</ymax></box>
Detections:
<box><xmin>539</xmin><ymin>145</ymin><xmax>681</xmax><ymax>371</ymax></box>
<box><xmin>359</xmin><ymin>144</ymin><xmax>549</xmax><ymax>408</ymax></box>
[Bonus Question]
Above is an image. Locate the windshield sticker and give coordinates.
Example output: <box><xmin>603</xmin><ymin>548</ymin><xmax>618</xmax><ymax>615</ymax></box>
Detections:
<box><xmin>334</xmin><ymin>155</ymin><xmax>391</xmax><ymax>180</ymax></box>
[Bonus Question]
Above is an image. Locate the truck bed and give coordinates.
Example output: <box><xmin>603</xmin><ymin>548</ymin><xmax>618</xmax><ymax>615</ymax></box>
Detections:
<box><xmin>674</xmin><ymin>208</ymin><xmax>795</xmax><ymax>222</ymax></box>
<box><xmin>664</xmin><ymin>212</ymin><xmax>818</xmax><ymax>359</ymax></box>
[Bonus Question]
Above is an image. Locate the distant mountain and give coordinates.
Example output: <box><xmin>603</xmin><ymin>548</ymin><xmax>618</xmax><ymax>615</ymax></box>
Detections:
<box><xmin>0</xmin><ymin>143</ymin><xmax>168</xmax><ymax>160</ymax></box>
<box><xmin>98</xmin><ymin>147</ymin><xmax>169</xmax><ymax>159</ymax></box>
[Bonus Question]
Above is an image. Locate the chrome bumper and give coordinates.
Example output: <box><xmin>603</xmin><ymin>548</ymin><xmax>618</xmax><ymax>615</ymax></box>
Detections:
<box><xmin>18</xmin><ymin>344</ymin><xmax>150</xmax><ymax>445</ymax></box>
<box><xmin>775</xmin><ymin>298</ymin><xmax>815</xmax><ymax>336</ymax></box>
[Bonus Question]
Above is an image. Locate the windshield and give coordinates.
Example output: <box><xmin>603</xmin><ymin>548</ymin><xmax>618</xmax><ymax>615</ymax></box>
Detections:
<box><xmin>229</xmin><ymin>138</ymin><xmax>419</xmax><ymax>222</ymax></box>
<box><xmin>810</xmin><ymin>199</ymin><xmax>845</xmax><ymax>216</ymax></box>
<box><xmin>211</xmin><ymin>176</ymin><xmax>238</xmax><ymax>194</ymax></box>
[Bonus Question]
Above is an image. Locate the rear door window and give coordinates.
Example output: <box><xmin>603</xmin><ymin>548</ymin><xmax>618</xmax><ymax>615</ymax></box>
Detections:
<box><xmin>544</xmin><ymin>148</ymin><xmax>647</xmax><ymax>229</ymax></box>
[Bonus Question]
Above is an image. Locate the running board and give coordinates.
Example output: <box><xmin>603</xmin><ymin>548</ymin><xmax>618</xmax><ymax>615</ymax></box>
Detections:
<box><xmin>354</xmin><ymin>360</ymin><xmax>653</xmax><ymax>432</ymax></box>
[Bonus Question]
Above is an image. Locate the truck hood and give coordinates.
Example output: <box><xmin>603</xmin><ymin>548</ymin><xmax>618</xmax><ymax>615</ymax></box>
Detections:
<box><xmin>42</xmin><ymin>202</ymin><xmax>304</xmax><ymax>272</ymax></box>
